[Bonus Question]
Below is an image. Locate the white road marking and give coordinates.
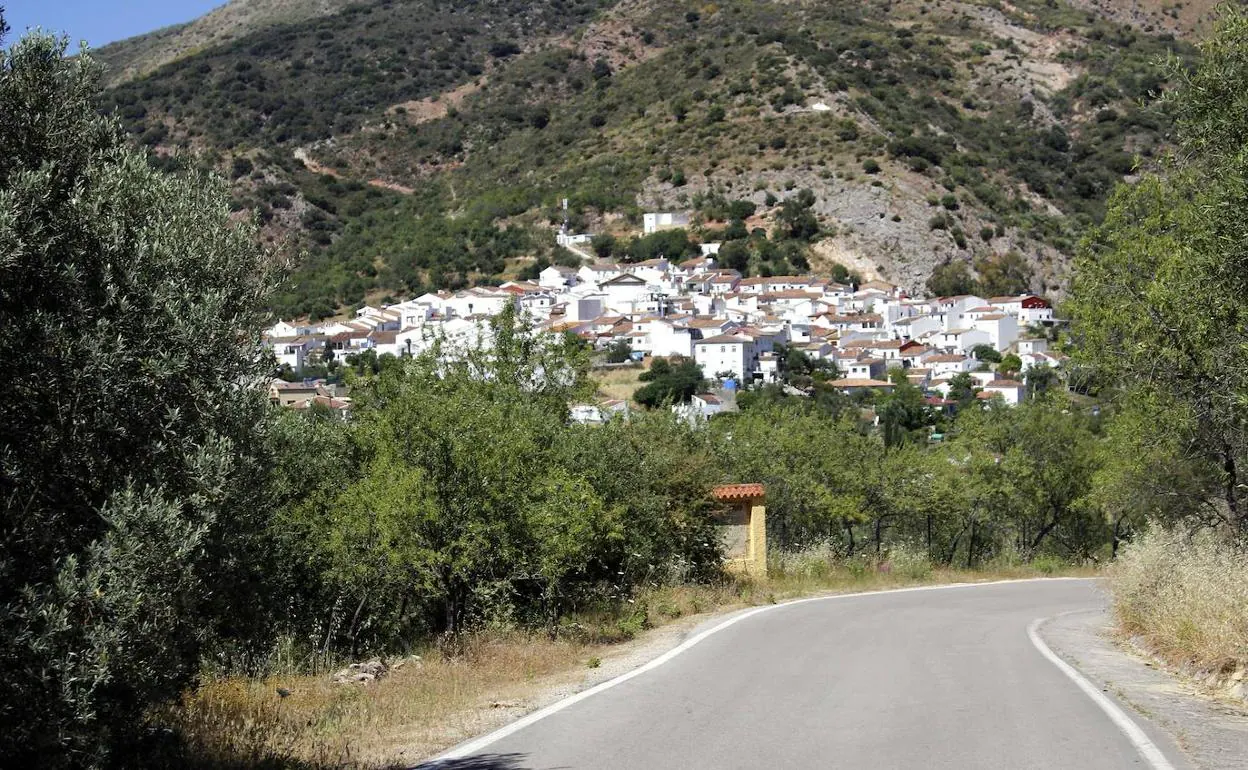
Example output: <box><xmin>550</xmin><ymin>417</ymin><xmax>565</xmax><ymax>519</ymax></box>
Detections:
<box><xmin>425</xmin><ymin>577</ymin><xmax>1089</xmax><ymax>764</ymax></box>
<box><xmin>1028</xmin><ymin>616</ymin><xmax>1176</xmax><ymax>770</ymax></box>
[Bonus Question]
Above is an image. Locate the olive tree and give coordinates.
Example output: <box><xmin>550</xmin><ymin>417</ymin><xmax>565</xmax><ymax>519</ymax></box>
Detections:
<box><xmin>0</xmin><ymin>26</ymin><xmax>276</xmax><ymax>765</ymax></box>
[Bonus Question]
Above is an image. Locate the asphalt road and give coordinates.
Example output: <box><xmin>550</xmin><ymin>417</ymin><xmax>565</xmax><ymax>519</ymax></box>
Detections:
<box><xmin>423</xmin><ymin>579</ymin><xmax>1183</xmax><ymax>770</ymax></box>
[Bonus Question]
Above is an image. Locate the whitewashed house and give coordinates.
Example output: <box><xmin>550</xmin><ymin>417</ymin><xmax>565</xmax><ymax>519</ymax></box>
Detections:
<box><xmin>268</xmin><ymin>336</ymin><xmax>318</xmax><ymax>371</ymax></box>
<box><xmin>694</xmin><ymin>334</ymin><xmax>754</xmax><ymax>381</ymax></box>
<box><xmin>972</xmin><ymin>313</ymin><xmax>1019</xmax><ymax>350</ymax></box>
<box><xmin>539</xmin><ymin>265</ymin><xmax>579</xmax><ymax>289</ymax></box>
<box><xmin>267</xmin><ymin>320</ymin><xmax>304</xmax><ymax>338</ymax></box>
<box><xmin>672</xmin><ymin>392</ymin><xmax>725</xmax><ymax>424</ymax></box>
<box><xmin>983</xmin><ymin>379</ymin><xmax>1026</xmax><ymax>405</ymax></box>
<box><xmin>643</xmin><ymin>212</ymin><xmax>691</xmax><ymax>234</ymax></box>
<box><xmin>444</xmin><ymin>288</ymin><xmax>509</xmax><ymax>319</ymax></box>
<box><xmin>1017</xmin><ymin>337</ymin><xmax>1049</xmax><ymax>356</ymax></box>
<box><xmin>845</xmin><ymin>358</ymin><xmax>887</xmax><ymax>381</ymax></box>
<box><xmin>512</xmin><ymin>291</ymin><xmax>557</xmax><ymax>321</ymax></box>
<box><xmin>599</xmin><ymin>273</ymin><xmax>651</xmax><ymax>314</ymax></box>
<box><xmin>368</xmin><ymin>330</ymin><xmax>402</xmax><ymax>358</ymax></box>
<box><xmin>645</xmin><ymin>319</ymin><xmax>696</xmax><ymax>358</ymax></box>
<box><xmin>578</xmin><ymin>262</ymin><xmax>625</xmax><ymax>287</ymax></box>
<box><xmin>1018</xmin><ymin>297</ymin><xmax>1054</xmax><ymax>325</ymax></box>
<box><xmin>924</xmin><ymin>353</ymin><xmax>976</xmax><ymax>378</ymax></box>
<box><xmin>891</xmin><ymin>313</ymin><xmax>942</xmax><ymax>342</ymax></box>
<box><xmin>936</xmin><ymin>328</ymin><xmax>991</xmax><ymax>354</ymax></box>
<box><xmin>564</xmin><ymin>295</ymin><xmax>606</xmax><ymax>322</ymax></box>
<box><xmin>413</xmin><ymin>291</ymin><xmax>453</xmax><ymax>316</ymax></box>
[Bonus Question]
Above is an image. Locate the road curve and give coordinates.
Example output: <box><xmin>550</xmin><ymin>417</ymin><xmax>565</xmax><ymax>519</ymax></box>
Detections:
<box><xmin>422</xmin><ymin>579</ymin><xmax>1183</xmax><ymax>770</ymax></box>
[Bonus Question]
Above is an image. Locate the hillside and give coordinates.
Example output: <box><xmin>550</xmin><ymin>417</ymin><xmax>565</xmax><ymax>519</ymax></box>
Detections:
<box><xmin>93</xmin><ymin>0</ymin><xmax>357</xmax><ymax>86</ymax></box>
<box><xmin>96</xmin><ymin>0</ymin><xmax>1198</xmax><ymax>318</ymax></box>
<box><xmin>1063</xmin><ymin>0</ymin><xmax>1221</xmax><ymax>36</ymax></box>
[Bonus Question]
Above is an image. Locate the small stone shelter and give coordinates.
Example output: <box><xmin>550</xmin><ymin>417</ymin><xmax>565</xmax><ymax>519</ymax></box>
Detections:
<box><xmin>711</xmin><ymin>483</ymin><xmax>767</xmax><ymax>577</ymax></box>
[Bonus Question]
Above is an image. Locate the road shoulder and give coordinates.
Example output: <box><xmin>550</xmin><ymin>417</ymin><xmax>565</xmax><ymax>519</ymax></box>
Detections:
<box><xmin>1039</xmin><ymin>607</ymin><xmax>1248</xmax><ymax>770</ymax></box>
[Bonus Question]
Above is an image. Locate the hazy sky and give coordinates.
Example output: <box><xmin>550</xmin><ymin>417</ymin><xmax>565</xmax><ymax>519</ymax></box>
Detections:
<box><xmin>3</xmin><ymin>0</ymin><xmax>224</xmax><ymax>48</ymax></box>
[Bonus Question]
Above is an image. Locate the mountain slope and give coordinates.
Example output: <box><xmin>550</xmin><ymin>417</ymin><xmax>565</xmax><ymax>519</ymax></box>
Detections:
<box><xmin>1063</xmin><ymin>0</ymin><xmax>1220</xmax><ymax>36</ymax></box>
<box><xmin>94</xmin><ymin>0</ymin><xmax>357</xmax><ymax>86</ymax></box>
<box><xmin>97</xmin><ymin>0</ymin><xmax>1197</xmax><ymax>317</ymax></box>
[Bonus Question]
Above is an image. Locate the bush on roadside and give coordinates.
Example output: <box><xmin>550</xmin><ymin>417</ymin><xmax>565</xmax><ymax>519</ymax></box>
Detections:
<box><xmin>1111</xmin><ymin>529</ymin><xmax>1248</xmax><ymax>673</ymax></box>
<box><xmin>885</xmin><ymin>546</ymin><xmax>933</xmax><ymax>580</ymax></box>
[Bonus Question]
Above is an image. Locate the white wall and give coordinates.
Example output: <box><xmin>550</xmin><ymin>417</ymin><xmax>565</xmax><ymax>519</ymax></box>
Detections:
<box><xmin>695</xmin><ymin>341</ymin><xmax>748</xmax><ymax>381</ymax></box>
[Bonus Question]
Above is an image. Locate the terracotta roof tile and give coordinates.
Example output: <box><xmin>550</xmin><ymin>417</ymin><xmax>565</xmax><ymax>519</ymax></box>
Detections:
<box><xmin>713</xmin><ymin>483</ymin><xmax>766</xmax><ymax>501</ymax></box>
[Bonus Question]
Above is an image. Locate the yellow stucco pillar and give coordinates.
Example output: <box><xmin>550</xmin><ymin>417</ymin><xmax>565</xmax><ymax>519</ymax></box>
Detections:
<box><xmin>749</xmin><ymin>501</ymin><xmax>767</xmax><ymax>576</ymax></box>
<box><xmin>712</xmin><ymin>484</ymin><xmax>767</xmax><ymax>578</ymax></box>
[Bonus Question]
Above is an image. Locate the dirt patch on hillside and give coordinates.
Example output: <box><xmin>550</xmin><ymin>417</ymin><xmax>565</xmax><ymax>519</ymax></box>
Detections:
<box><xmin>958</xmin><ymin>2</ymin><xmax>1081</xmax><ymax>98</ymax></box>
<box><xmin>293</xmin><ymin>146</ymin><xmax>343</xmax><ymax>178</ymax></box>
<box><xmin>811</xmin><ymin>240</ymin><xmax>882</xmax><ymax>283</ymax></box>
<box><xmin>389</xmin><ymin>80</ymin><xmax>484</xmax><ymax>126</ymax></box>
<box><xmin>368</xmin><ymin>179</ymin><xmax>415</xmax><ymax>195</ymax></box>
<box><xmin>563</xmin><ymin>0</ymin><xmax>666</xmax><ymax>71</ymax></box>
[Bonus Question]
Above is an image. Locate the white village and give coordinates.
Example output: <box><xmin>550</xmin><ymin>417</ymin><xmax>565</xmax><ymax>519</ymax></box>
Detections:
<box><xmin>264</xmin><ymin>213</ymin><xmax>1060</xmax><ymax>419</ymax></box>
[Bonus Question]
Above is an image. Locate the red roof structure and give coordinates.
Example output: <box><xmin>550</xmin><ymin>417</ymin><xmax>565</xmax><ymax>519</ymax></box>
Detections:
<box><xmin>712</xmin><ymin>483</ymin><xmax>766</xmax><ymax>501</ymax></box>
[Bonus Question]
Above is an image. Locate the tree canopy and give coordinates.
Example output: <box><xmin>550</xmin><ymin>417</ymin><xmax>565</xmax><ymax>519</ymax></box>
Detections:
<box><xmin>635</xmin><ymin>357</ymin><xmax>705</xmax><ymax>407</ymax></box>
<box><xmin>1069</xmin><ymin>8</ymin><xmax>1248</xmax><ymax>537</ymax></box>
<box><xmin>0</xmin><ymin>26</ymin><xmax>277</xmax><ymax>764</ymax></box>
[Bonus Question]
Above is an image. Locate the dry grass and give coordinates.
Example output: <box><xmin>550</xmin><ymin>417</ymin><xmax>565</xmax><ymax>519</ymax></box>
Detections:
<box><xmin>161</xmin><ymin>550</ymin><xmax>1095</xmax><ymax>768</ymax></box>
<box><xmin>591</xmin><ymin>364</ymin><xmax>646</xmax><ymax>404</ymax></box>
<box><xmin>1111</xmin><ymin>529</ymin><xmax>1248</xmax><ymax>675</ymax></box>
<box><xmin>163</xmin><ymin>633</ymin><xmax>597</xmax><ymax>768</ymax></box>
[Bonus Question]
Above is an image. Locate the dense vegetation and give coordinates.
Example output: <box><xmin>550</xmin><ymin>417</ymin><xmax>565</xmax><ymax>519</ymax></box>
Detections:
<box><xmin>95</xmin><ymin>0</ymin><xmax>1196</xmax><ymax>316</ymax></box>
<box><xmin>925</xmin><ymin>251</ymin><xmax>1035</xmax><ymax>297</ymax></box>
<box><xmin>1070</xmin><ymin>7</ymin><xmax>1248</xmax><ymax>538</ymax></box>
<box><xmin>1068</xmin><ymin>7</ymin><xmax>1248</xmax><ymax>681</ymax></box>
<box><xmin>0</xmin><ymin>27</ymin><xmax>278</xmax><ymax>766</ymax></box>
<box><xmin>100</xmin><ymin>0</ymin><xmax>612</xmax><ymax>149</ymax></box>
<box><xmin>264</xmin><ymin>312</ymin><xmax>1108</xmax><ymax>668</ymax></box>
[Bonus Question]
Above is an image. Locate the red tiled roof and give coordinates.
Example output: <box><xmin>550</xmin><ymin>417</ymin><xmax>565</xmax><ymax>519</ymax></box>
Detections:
<box><xmin>713</xmin><ymin>483</ymin><xmax>766</xmax><ymax>501</ymax></box>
